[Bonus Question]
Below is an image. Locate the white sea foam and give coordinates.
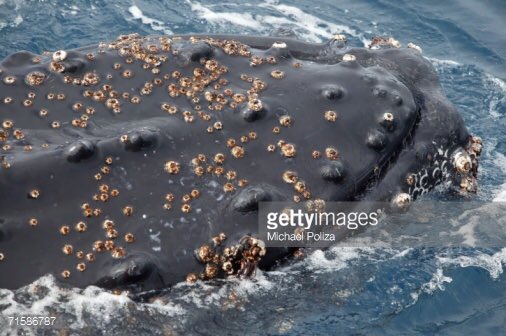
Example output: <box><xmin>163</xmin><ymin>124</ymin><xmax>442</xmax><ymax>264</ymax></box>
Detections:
<box><xmin>437</xmin><ymin>248</ymin><xmax>506</xmax><ymax>279</ymax></box>
<box><xmin>61</xmin><ymin>4</ymin><xmax>80</xmax><ymax>16</ymax></box>
<box><xmin>492</xmin><ymin>153</ymin><xmax>506</xmax><ymax>201</ymax></box>
<box><xmin>449</xmin><ymin>212</ymin><xmax>479</xmax><ymax>246</ymax></box>
<box><xmin>483</xmin><ymin>73</ymin><xmax>506</xmax><ymax>119</ymax></box>
<box><xmin>185</xmin><ymin>0</ymin><xmax>368</xmax><ymax>45</ymax></box>
<box><xmin>485</xmin><ymin>73</ymin><xmax>506</xmax><ymax>93</ymax></box>
<box><xmin>410</xmin><ymin>268</ymin><xmax>453</xmax><ymax>303</ymax></box>
<box><xmin>488</xmin><ymin>97</ymin><xmax>502</xmax><ymax>119</ymax></box>
<box><xmin>392</xmin><ymin>248</ymin><xmax>414</xmax><ymax>258</ymax></box>
<box><xmin>185</xmin><ymin>0</ymin><xmax>262</xmax><ymax>30</ymax></box>
<box><xmin>259</xmin><ymin>1</ymin><xmax>363</xmax><ymax>43</ymax></box>
<box><xmin>493</xmin><ymin>184</ymin><xmax>506</xmax><ymax>202</ymax></box>
<box><xmin>0</xmin><ymin>14</ymin><xmax>23</xmax><ymax>31</ymax></box>
<box><xmin>13</xmin><ymin>14</ymin><xmax>22</xmax><ymax>26</ymax></box>
<box><xmin>128</xmin><ymin>5</ymin><xmax>173</xmax><ymax>34</ymax></box>
<box><xmin>429</xmin><ymin>59</ymin><xmax>504</xmax><ymax>120</ymax></box>
<box><xmin>174</xmin><ymin>269</ymin><xmax>274</xmax><ymax>310</ymax></box>
<box><xmin>429</xmin><ymin>58</ymin><xmax>504</xmax><ymax>95</ymax></box>
<box><xmin>0</xmin><ymin>275</ymin><xmax>185</xmax><ymax>330</ymax></box>
<box><xmin>428</xmin><ymin>57</ymin><xmax>461</xmax><ymax>69</ymax></box>
<box><xmin>304</xmin><ymin>246</ymin><xmax>364</xmax><ymax>273</ymax></box>
<box><xmin>422</xmin><ymin>268</ymin><xmax>453</xmax><ymax>293</ymax></box>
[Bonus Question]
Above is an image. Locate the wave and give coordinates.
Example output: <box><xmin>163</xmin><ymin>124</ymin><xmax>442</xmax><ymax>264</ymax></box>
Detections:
<box><xmin>128</xmin><ymin>4</ymin><xmax>173</xmax><ymax>34</ymax></box>
<box><xmin>185</xmin><ymin>0</ymin><xmax>369</xmax><ymax>45</ymax></box>
<box><xmin>0</xmin><ymin>275</ymin><xmax>184</xmax><ymax>333</ymax></box>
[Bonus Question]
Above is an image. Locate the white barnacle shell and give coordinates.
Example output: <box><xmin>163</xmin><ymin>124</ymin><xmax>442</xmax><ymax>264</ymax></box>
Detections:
<box><xmin>52</xmin><ymin>50</ymin><xmax>67</xmax><ymax>62</ymax></box>
<box><xmin>407</xmin><ymin>42</ymin><xmax>422</xmax><ymax>53</ymax></box>
<box><xmin>342</xmin><ymin>54</ymin><xmax>356</xmax><ymax>62</ymax></box>
<box><xmin>383</xmin><ymin>112</ymin><xmax>394</xmax><ymax>122</ymax></box>
<box><xmin>453</xmin><ymin>150</ymin><xmax>472</xmax><ymax>174</ymax></box>
<box><xmin>387</xmin><ymin>37</ymin><xmax>401</xmax><ymax>48</ymax></box>
<box><xmin>256</xmin><ymin>239</ymin><xmax>267</xmax><ymax>256</ymax></box>
<box><xmin>332</xmin><ymin>34</ymin><xmax>347</xmax><ymax>42</ymax></box>
<box><xmin>272</xmin><ymin>41</ymin><xmax>287</xmax><ymax>49</ymax></box>
<box><xmin>392</xmin><ymin>193</ymin><xmax>411</xmax><ymax>209</ymax></box>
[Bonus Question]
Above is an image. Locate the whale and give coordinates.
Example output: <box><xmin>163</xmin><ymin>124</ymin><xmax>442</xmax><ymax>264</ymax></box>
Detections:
<box><xmin>0</xmin><ymin>33</ymin><xmax>481</xmax><ymax>293</ymax></box>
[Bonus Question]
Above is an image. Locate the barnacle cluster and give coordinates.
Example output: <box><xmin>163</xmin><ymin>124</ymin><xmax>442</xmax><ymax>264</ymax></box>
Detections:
<box><xmin>188</xmin><ymin>235</ymin><xmax>266</xmax><ymax>282</ymax></box>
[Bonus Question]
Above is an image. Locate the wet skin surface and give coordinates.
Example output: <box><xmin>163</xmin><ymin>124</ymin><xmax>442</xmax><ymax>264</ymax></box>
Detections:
<box><xmin>0</xmin><ymin>34</ymin><xmax>480</xmax><ymax>292</ymax></box>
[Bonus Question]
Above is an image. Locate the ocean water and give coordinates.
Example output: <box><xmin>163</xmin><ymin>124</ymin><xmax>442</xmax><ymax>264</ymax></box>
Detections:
<box><xmin>0</xmin><ymin>0</ymin><xmax>505</xmax><ymax>335</ymax></box>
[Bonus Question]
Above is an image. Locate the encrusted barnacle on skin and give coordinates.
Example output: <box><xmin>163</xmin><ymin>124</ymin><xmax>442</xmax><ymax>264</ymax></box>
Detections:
<box><xmin>280</xmin><ymin>143</ymin><xmax>296</xmax><ymax>158</ymax></box>
<box><xmin>223</xmin><ymin>182</ymin><xmax>235</xmax><ymax>192</ymax></box>
<box><xmin>76</xmin><ymin>262</ymin><xmax>86</xmax><ymax>272</ymax></box>
<box><xmin>369</xmin><ymin>36</ymin><xmax>401</xmax><ymax>49</ymax></box>
<box><xmin>342</xmin><ymin>54</ymin><xmax>356</xmax><ymax>62</ymax></box>
<box><xmin>380</xmin><ymin>112</ymin><xmax>396</xmax><ymax>132</ymax></box>
<box><xmin>28</xmin><ymin>218</ymin><xmax>38</xmax><ymax>227</ymax></box>
<box><xmin>405</xmin><ymin>174</ymin><xmax>415</xmax><ymax>186</ymax></box>
<box><xmin>164</xmin><ymin>160</ymin><xmax>181</xmax><ymax>174</ymax></box>
<box><xmin>196</xmin><ymin>245</ymin><xmax>213</xmax><ymax>263</ymax></box>
<box><xmin>123</xmin><ymin>205</ymin><xmax>134</xmax><ymax>216</ymax></box>
<box><xmin>0</xmin><ymin>33</ymin><xmax>481</xmax><ymax>292</ymax></box>
<box><xmin>469</xmin><ymin>137</ymin><xmax>482</xmax><ymax>156</ymax></box>
<box><xmin>75</xmin><ymin>221</ymin><xmax>87</xmax><ymax>232</ymax></box>
<box><xmin>306</xmin><ymin>198</ymin><xmax>326</xmax><ymax>212</ymax></box>
<box><xmin>246</xmin><ymin>97</ymin><xmax>261</xmax><ymax>112</ymax></box>
<box><xmin>212</xmin><ymin>232</ymin><xmax>227</xmax><ymax>246</ymax></box>
<box><xmin>186</xmin><ymin>273</ymin><xmax>198</xmax><ymax>283</ymax></box>
<box><xmin>111</xmin><ymin>246</ymin><xmax>126</xmax><ymax>259</ymax></box>
<box><xmin>235</xmin><ymin>236</ymin><xmax>266</xmax><ymax>278</ymax></box>
<box><xmin>62</xmin><ymin>244</ymin><xmax>73</xmax><ymax>255</ymax></box>
<box><xmin>459</xmin><ymin>175</ymin><xmax>478</xmax><ymax>194</ymax></box>
<box><xmin>231</xmin><ymin>145</ymin><xmax>245</xmax><ymax>158</ymax></box>
<box><xmin>3</xmin><ymin>76</ymin><xmax>16</xmax><ymax>85</ymax></box>
<box><xmin>332</xmin><ymin>34</ymin><xmax>347</xmax><ymax>42</ymax></box>
<box><xmin>325</xmin><ymin>147</ymin><xmax>339</xmax><ymax>160</ymax></box>
<box><xmin>279</xmin><ymin>115</ymin><xmax>293</xmax><ymax>127</ymax></box>
<box><xmin>28</xmin><ymin>189</ymin><xmax>40</xmax><ymax>199</ymax></box>
<box><xmin>52</xmin><ymin>50</ymin><xmax>67</xmax><ymax>62</ymax></box>
<box><xmin>270</xmin><ymin>70</ymin><xmax>285</xmax><ymax>79</ymax></box>
<box><xmin>407</xmin><ymin>42</ymin><xmax>422</xmax><ymax>53</ymax></box>
<box><xmin>453</xmin><ymin>149</ymin><xmax>472</xmax><ymax>174</ymax></box>
<box><xmin>59</xmin><ymin>225</ymin><xmax>70</xmax><ymax>235</ymax></box>
<box><xmin>282</xmin><ymin>170</ymin><xmax>298</xmax><ymax>184</ymax></box>
<box><xmin>86</xmin><ymin>253</ymin><xmax>95</xmax><ymax>262</ymax></box>
<box><xmin>194</xmin><ymin>235</ymin><xmax>267</xmax><ymax>280</ymax></box>
<box><xmin>324</xmin><ymin>110</ymin><xmax>338</xmax><ymax>122</ymax></box>
<box><xmin>392</xmin><ymin>193</ymin><xmax>411</xmax><ymax>209</ymax></box>
<box><xmin>203</xmin><ymin>263</ymin><xmax>219</xmax><ymax>279</ymax></box>
<box><xmin>61</xmin><ymin>270</ymin><xmax>70</xmax><ymax>279</ymax></box>
<box><xmin>25</xmin><ymin>71</ymin><xmax>46</xmax><ymax>86</ymax></box>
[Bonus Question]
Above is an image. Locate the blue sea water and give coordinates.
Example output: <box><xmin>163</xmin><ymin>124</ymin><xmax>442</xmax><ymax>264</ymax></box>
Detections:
<box><xmin>0</xmin><ymin>0</ymin><xmax>505</xmax><ymax>335</ymax></box>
